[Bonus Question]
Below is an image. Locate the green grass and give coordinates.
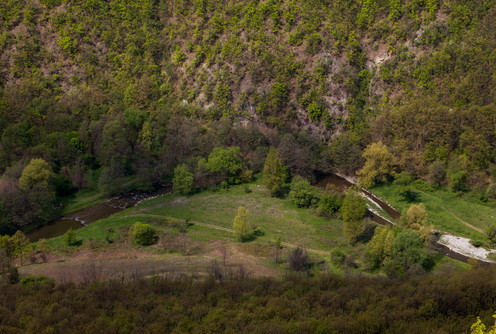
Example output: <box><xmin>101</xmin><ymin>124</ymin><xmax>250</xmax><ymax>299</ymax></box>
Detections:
<box><xmin>58</xmin><ymin>170</ymin><xmax>103</xmax><ymax>215</ymax></box>
<box><xmin>48</xmin><ymin>179</ymin><xmax>351</xmax><ymax>257</ymax></box>
<box><xmin>59</xmin><ymin>188</ymin><xmax>104</xmax><ymax>215</ymax></box>
<box><xmin>371</xmin><ymin>182</ymin><xmax>495</xmax><ymax>241</ymax></box>
<box><xmin>128</xmin><ymin>180</ymin><xmax>350</xmax><ymax>252</ymax></box>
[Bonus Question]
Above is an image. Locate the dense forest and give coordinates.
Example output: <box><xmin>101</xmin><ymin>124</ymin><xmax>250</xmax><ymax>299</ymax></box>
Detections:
<box><xmin>1</xmin><ymin>0</ymin><xmax>496</xmax><ymax>235</ymax></box>
<box><xmin>1</xmin><ymin>266</ymin><xmax>496</xmax><ymax>333</ymax></box>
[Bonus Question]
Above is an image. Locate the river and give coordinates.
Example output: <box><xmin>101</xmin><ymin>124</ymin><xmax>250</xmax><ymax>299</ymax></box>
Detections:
<box><xmin>27</xmin><ymin>186</ymin><xmax>171</xmax><ymax>242</ymax></box>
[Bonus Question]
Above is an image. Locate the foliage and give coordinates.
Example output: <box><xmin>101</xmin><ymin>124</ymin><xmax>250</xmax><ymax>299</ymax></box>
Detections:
<box><xmin>173</xmin><ymin>164</ymin><xmax>194</xmax><ymax>195</ymax></box>
<box><xmin>64</xmin><ymin>228</ymin><xmax>81</xmax><ymax>247</ymax></box>
<box><xmin>471</xmin><ymin>314</ymin><xmax>496</xmax><ymax>334</ymax></box>
<box><xmin>357</xmin><ymin>141</ymin><xmax>395</xmax><ymax>188</ymax></box>
<box><xmin>205</xmin><ymin>147</ymin><xmax>248</xmax><ymax>184</ymax></box>
<box><xmin>486</xmin><ymin>224</ymin><xmax>496</xmax><ymax>245</ymax></box>
<box><xmin>2</xmin><ymin>266</ymin><xmax>496</xmax><ymax>332</ymax></box>
<box><xmin>400</xmin><ymin>203</ymin><xmax>428</xmax><ymax>228</ymax></box>
<box><xmin>398</xmin><ymin>187</ymin><xmax>420</xmax><ymax>202</ymax></box>
<box><xmin>392</xmin><ymin>172</ymin><xmax>415</xmax><ymax>186</ymax></box>
<box><xmin>365</xmin><ymin>225</ymin><xmax>395</xmax><ymax>268</ymax></box>
<box><xmin>384</xmin><ymin>229</ymin><xmax>431</xmax><ymax>277</ymax></box>
<box><xmin>427</xmin><ymin>161</ymin><xmax>446</xmax><ymax>188</ymax></box>
<box><xmin>341</xmin><ymin>189</ymin><xmax>367</xmax><ymax>223</ymax></box>
<box><xmin>8</xmin><ymin>267</ymin><xmax>19</xmax><ymax>284</ymax></box>
<box><xmin>232</xmin><ymin>206</ymin><xmax>253</xmax><ymax>242</ymax></box>
<box><xmin>19</xmin><ymin>158</ymin><xmax>55</xmax><ymax>190</ymax></box>
<box><xmin>19</xmin><ymin>275</ymin><xmax>54</xmax><ymax>289</ymax></box>
<box><xmin>288</xmin><ymin>176</ymin><xmax>318</xmax><ymax>208</ymax></box>
<box><xmin>343</xmin><ymin>219</ymin><xmax>367</xmax><ymax>245</ymax></box>
<box><xmin>131</xmin><ymin>222</ymin><xmax>158</xmax><ymax>246</ymax></box>
<box><xmin>262</xmin><ymin>147</ymin><xmax>287</xmax><ymax>197</ymax></box>
<box><xmin>317</xmin><ymin>192</ymin><xmax>343</xmax><ymax>217</ymax></box>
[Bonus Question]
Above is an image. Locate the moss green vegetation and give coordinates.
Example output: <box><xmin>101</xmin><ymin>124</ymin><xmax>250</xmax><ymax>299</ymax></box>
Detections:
<box><xmin>2</xmin><ymin>266</ymin><xmax>496</xmax><ymax>333</ymax></box>
<box><xmin>372</xmin><ymin>182</ymin><xmax>496</xmax><ymax>241</ymax></box>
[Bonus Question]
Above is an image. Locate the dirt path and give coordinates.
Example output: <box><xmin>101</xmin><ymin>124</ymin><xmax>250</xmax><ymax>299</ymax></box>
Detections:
<box><xmin>126</xmin><ymin>214</ymin><xmax>330</xmax><ymax>256</ymax></box>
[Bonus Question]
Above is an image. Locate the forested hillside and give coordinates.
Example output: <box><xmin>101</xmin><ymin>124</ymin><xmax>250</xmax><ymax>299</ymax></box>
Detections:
<box><xmin>1</xmin><ymin>0</ymin><xmax>496</xmax><ymax>234</ymax></box>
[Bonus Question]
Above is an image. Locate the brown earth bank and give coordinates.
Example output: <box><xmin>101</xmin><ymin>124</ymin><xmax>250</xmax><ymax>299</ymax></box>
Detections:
<box><xmin>18</xmin><ymin>240</ymin><xmax>280</xmax><ymax>284</ymax></box>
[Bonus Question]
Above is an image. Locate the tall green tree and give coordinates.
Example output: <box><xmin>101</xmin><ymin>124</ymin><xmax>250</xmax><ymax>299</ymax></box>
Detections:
<box><xmin>341</xmin><ymin>189</ymin><xmax>367</xmax><ymax>223</ymax></box>
<box><xmin>341</xmin><ymin>189</ymin><xmax>367</xmax><ymax>244</ymax></box>
<box><xmin>263</xmin><ymin>147</ymin><xmax>287</xmax><ymax>196</ymax></box>
<box><xmin>357</xmin><ymin>141</ymin><xmax>395</xmax><ymax>188</ymax></box>
<box><xmin>400</xmin><ymin>203</ymin><xmax>428</xmax><ymax>229</ymax></box>
<box><xmin>173</xmin><ymin>164</ymin><xmax>194</xmax><ymax>195</ymax></box>
<box><xmin>365</xmin><ymin>226</ymin><xmax>395</xmax><ymax>268</ymax></box>
<box><xmin>205</xmin><ymin>147</ymin><xmax>248</xmax><ymax>184</ymax></box>
<box><xmin>19</xmin><ymin>158</ymin><xmax>54</xmax><ymax>190</ymax></box>
<box><xmin>233</xmin><ymin>206</ymin><xmax>252</xmax><ymax>242</ymax></box>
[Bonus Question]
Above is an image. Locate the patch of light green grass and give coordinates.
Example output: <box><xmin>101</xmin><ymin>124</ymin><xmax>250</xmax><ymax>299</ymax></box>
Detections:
<box><xmin>371</xmin><ymin>183</ymin><xmax>493</xmax><ymax>241</ymax></box>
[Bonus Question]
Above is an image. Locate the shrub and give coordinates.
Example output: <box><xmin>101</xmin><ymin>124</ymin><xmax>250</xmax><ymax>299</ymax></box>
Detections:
<box><xmin>485</xmin><ymin>224</ymin><xmax>496</xmax><ymax>245</ymax></box>
<box><xmin>19</xmin><ymin>275</ymin><xmax>54</xmax><ymax>289</ymax></box>
<box><xmin>288</xmin><ymin>248</ymin><xmax>310</xmax><ymax>272</ymax></box>
<box><xmin>64</xmin><ymin>228</ymin><xmax>82</xmax><ymax>247</ymax></box>
<box><xmin>288</xmin><ymin>176</ymin><xmax>318</xmax><ymax>208</ymax></box>
<box><xmin>470</xmin><ymin>240</ymin><xmax>484</xmax><ymax>248</ymax></box>
<box><xmin>132</xmin><ymin>222</ymin><xmax>158</xmax><ymax>246</ymax></box>
<box><xmin>398</xmin><ymin>187</ymin><xmax>420</xmax><ymax>202</ymax></box>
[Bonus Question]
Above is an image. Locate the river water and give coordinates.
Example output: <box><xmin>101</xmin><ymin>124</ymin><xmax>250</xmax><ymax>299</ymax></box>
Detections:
<box><xmin>27</xmin><ymin>186</ymin><xmax>171</xmax><ymax>242</ymax></box>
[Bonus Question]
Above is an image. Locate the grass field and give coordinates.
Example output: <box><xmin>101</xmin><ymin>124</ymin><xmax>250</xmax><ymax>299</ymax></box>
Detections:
<box><xmin>32</xmin><ymin>178</ymin><xmax>478</xmax><ymax>282</ymax></box>
<box><xmin>49</xmin><ymin>179</ymin><xmax>350</xmax><ymax>254</ymax></box>
<box><xmin>371</xmin><ymin>182</ymin><xmax>495</xmax><ymax>242</ymax></box>
<box><xmin>39</xmin><ymin>178</ymin><xmax>361</xmax><ymax>279</ymax></box>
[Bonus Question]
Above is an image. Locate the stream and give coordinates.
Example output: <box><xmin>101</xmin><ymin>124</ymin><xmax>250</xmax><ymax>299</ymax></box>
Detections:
<box><xmin>27</xmin><ymin>186</ymin><xmax>171</xmax><ymax>242</ymax></box>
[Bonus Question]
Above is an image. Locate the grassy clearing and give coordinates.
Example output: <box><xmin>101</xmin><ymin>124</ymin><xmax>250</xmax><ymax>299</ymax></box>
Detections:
<box><xmin>39</xmin><ymin>178</ymin><xmax>472</xmax><ymax>279</ymax></box>
<box><xmin>45</xmin><ymin>179</ymin><xmax>353</xmax><ymax>272</ymax></box>
<box><xmin>371</xmin><ymin>183</ymin><xmax>494</xmax><ymax>241</ymax></box>
<box><xmin>127</xmin><ymin>179</ymin><xmax>350</xmax><ymax>252</ymax></box>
